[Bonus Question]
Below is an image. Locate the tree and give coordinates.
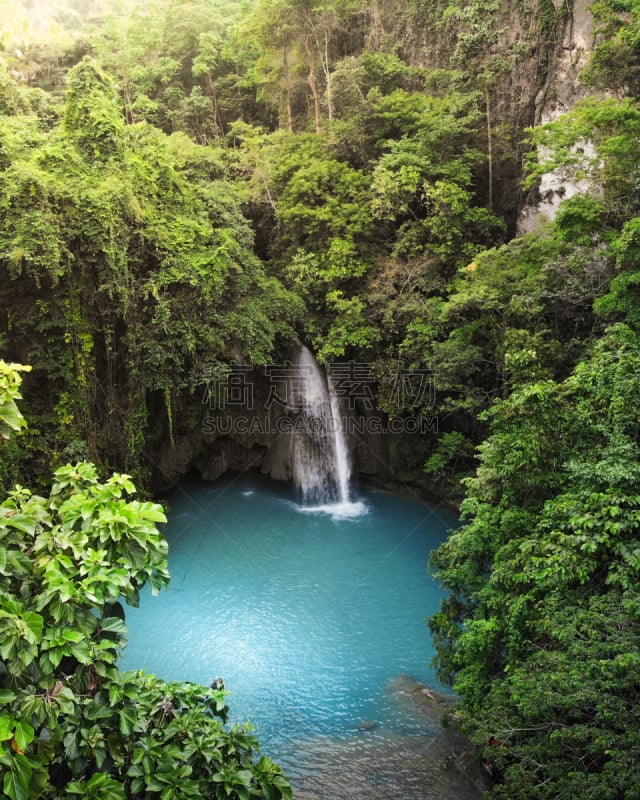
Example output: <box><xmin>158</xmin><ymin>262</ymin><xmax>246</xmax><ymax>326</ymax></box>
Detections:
<box><xmin>583</xmin><ymin>0</ymin><xmax>640</xmax><ymax>97</ymax></box>
<box><xmin>0</xmin><ymin>362</ymin><xmax>292</xmax><ymax>799</ymax></box>
<box><xmin>430</xmin><ymin>324</ymin><xmax>640</xmax><ymax>798</ymax></box>
<box><xmin>0</xmin><ymin>58</ymin><xmax>301</xmax><ymax>484</ymax></box>
<box><xmin>243</xmin><ymin>0</ymin><xmax>361</xmax><ymax>132</ymax></box>
<box><xmin>525</xmin><ymin>96</ymin><xmax>640</xmax><ymax>223</ymax></box>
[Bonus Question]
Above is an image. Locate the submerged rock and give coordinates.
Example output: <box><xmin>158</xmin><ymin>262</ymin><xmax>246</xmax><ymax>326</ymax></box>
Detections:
<box><xmin>290</xmin><ymin>728</ymin><xmax>490</xmax><ymax>800</ymax></box>
<box><xmin>385</xmin><ymin>674</ymin><xmax>454</xmax><ymax>726</ymax></box>
<box><xmin>383</xmin><ymin>675</ymin><xmax>493</xmax><ymax>797</ymax></box>
<box><xmin>284</xmin><ymin>675</ymin><xmax>493</xmax><ymax>799</ymax></box>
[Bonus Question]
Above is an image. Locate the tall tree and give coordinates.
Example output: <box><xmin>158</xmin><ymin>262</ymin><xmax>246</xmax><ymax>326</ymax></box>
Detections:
<box><xmin>0</xmin><ymin>58</ymin><xmax>300</xmax><ymax>482</ymax></box>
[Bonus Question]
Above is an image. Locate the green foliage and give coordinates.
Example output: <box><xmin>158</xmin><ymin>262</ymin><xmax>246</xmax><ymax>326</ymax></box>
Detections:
<box><xmin>5</xmin><ymin>4</ymin><xmax>640</xmax><ymax>799</ymax></box>
<box><xmin>91</xmin><ymin>0</ymin><xmax>258</xmax><ymax>140</ymax></box>
<box><xmin>229</xmin><ymin>78</ymin><xmax>505</xmax><ymax>387</ymax></box>
<box><xmin>430</xmin><ymin>324</ymin><xmax>640</xmax><ymax>797</ymax></box>
<box><xmin>584</xmin><ymin>0</ymin><xmax>640</xmax><ymax>96</ymax></box>
<box><xmin>276</xmin><ymin>150</ymin><xmax>373</xmax><ymax>256</ymax></box>
<box><xmin>371</xmin><ymin>211</ymin><xmax>612</xmax><ymax>498</ymax></box>
<box><xmin>315</xmin><ymin>291</ymin><xmax>380</xmax><ymax>361</ymax></box>
<box><xmin>0</xmin><ymin>393</ymin><xmax>291</xmax><ymax>800</ymax></box>
<box><xmin>594</xmin><ymin>215</ymin><xmax>640</xmax><ymax>331</ymax></box>
<box><xmin>525</xmin><ymin>97</ymin><xmax>640</xmax><ymax>221</ymax></box>
<box><xmin>0</xmin><ymin>362</ymin><xmax>30</xmax><ymax>442</ymax></box>
<box><xmin>63</xmin><ymin>57</ymin><xmax>124</xmax><ymax>160</ymax></box>
<box><xmin>460</xmin><ymin>590</ymin><xmax>640</xmax><ymax>800</ymax></box>
<box><xmin>424</xmin><ymin>430</ymin><xmax>475</xmax><ymax>486</ymax></box>
<box><xmin>0</xmin><ymin>58</ymin><xmax>301</xmax><ymax>482</ymax></box>
<box><xmin>368</xmin><ymin>88</ymin><xmax>501</xmax><ymax>261</ymax></box>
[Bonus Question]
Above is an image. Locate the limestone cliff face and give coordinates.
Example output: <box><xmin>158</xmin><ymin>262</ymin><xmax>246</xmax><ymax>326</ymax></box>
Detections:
<box><xmin>519</xmin><ymin>0</ymin><xmax>598</xmax><ymax>231</ymax></box>
<box><xmin>393</xmin><ymin>0</ymin><xmax>598</xmax><ymax>229</ymax></box>
<box><xmin>536</xmin><ymin>0</ymin><xmax>595</xmax><ymax>124</ymax></box>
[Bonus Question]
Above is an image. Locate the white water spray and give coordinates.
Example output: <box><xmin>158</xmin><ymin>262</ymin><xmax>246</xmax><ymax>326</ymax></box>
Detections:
<box><xmin>290</xmin><ymin>345</ymin><xmax>362</xmax><ymax>516</ymax></box>
<box><xmin>329</xmin><ymin>383</ymin><xmax>350</xmax><ymax>504</ymax></box>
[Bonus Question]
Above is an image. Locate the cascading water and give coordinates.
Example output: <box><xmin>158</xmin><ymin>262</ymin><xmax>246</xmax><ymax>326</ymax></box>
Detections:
<box><xmin>290</xmin><ymin>345</ymin><xmax>357</xmax><ymax>513</ymax></box>
<box><xmin>329</xmin><ymin>386</ymin><xmax>350</xmax><ymax>504</ymax></box>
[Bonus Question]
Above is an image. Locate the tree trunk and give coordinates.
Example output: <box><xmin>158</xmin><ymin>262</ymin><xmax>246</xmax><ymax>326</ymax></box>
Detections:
<box><xmin>322</xmin><ymin>28</ymin><xmax>333</xmax><ymax>122</ymax></box>
<box><xmin>486</xmin><ymin>86</ymin><xmax>494</xmax><ymax>213</ymax></box>
<box><xmin>206</xmin><ymin>72</ymin><xmax>224</xmax><ymax>140</ymax></box>
<box><xmin>283</xmin><ymin>45</ymin><xmax>293</xmax><ymax>132</ymax></box>
<box><xmin>307</xmin><ymin>67</ymin><xmax>322</xmax><ymax>133</ymax></box>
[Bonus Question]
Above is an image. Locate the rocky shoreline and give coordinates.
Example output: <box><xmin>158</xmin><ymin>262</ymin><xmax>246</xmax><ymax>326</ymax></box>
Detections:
<box><xmin>289</xmin><ymin>675</ymin><xmax>492</xmax><ymax>800</ymax></box>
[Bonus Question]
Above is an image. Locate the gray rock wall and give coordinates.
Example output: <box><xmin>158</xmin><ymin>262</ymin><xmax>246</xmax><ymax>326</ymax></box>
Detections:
<box><xmin>519</xmin><ymin>0</ymin><xmax>598</xmax><ymax>232</ymax></box>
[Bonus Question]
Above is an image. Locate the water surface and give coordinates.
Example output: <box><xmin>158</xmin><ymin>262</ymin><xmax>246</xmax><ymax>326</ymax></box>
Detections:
<box><xmin>120</xmin><ymin>475</ymin><xmax>486</xmax><ymax>799</ymax></box>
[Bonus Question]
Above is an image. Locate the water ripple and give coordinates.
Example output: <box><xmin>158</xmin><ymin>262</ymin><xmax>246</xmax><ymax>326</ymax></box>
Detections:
<box><xmin>119</xmin><ymin>477</ymin><xmax>487</xmax><ymax>799</ymax></box>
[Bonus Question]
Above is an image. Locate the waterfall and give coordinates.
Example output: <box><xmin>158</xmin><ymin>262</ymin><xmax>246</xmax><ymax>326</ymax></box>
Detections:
<box><xmin>329</xmin><ymin>386</ymin><xmax>350</xmax><ymax>504</ymax></box>
<box><xmin>290</xmin><ymin>345</ymin><xmax>355</xmax><ymax>510</ymax></box>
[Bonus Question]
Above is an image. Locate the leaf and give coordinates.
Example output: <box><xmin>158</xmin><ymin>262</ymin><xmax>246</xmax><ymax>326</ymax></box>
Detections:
<box><xmin>55</xmin><ymin>687</ymin><xmax>76</xmax><ymax>716</ymax></box>
<box><xmin>3</xmin><ymin>515</ymin><xmax>36</xmax><ymax>536</ymax></box>
<box><xmin>0</xmin><ymin>689</ymin><xmax>17</xmax><ymax>704</ymax></box>
<box><xmin>236</xmin><ymin>769</ymin><xmax>253</xmax><ymax>786</ymax></box>
<box><xmin>119</xmin><ymin>705</ymin><xmax>138</xmax><ymax>736</ymax></box>
<box><xmin>108</xmin><ymin>684</ymin><xmax>124</xmax><ymax>706</ymax></box>
<box><xmin>0</xmin><ymin>713</ymin><xmax>15</xmax><ymax>741</ymax></box>
<box><xmin>21</xmin><ymin>612</ymin><xmax>43</xmax><ymax>645</ymax></box>
<box><xmin>63</xmin><ymin>730</ymin><xmax>80</xmax><ymax>761</ymax></box>
<box><xmin>99</xmin><ymin>617</ymin><xmax>128</xmax><ymax>635</ymax></box>
<box><xmin>70</xmin><ymin>639</ymin><xmax>92</xmax><ymax>664</ymax></box>
<box><xmin>13</xmin><ymin>721</ymin><xmax>34</xmax><ymax>752</ymax></box>
<box><xmin>274</xmin><ymin>775</ymin><xmax>293</xmax><ymax>799</ymax></box>
<box><xmin>277</xmin><ymin>780</ymin><xmax>293</xmax><ymax>799</ymax></box>
<box><xmin>62</xmin><ymin>629</ymin><xmax>85</xmax><ymax>643</ymax></box>
<box><xmin>29</xmin><ymin>766</ymin><xmax>49</xmax><ymax>797</ymax></box>
<box><xmin>3</xmin><ymin>754</ymin><xmax>32</xmax><ymax>800</ymax></box>
<box><xmin>84</xmin><ymin>703</ymin><xmax>113</xmax><ymax>722</ymax></box>
<box><xmin>137</xmin><ymin>502</ymin><xmax>168</xmax><ymax>524</ymax></box>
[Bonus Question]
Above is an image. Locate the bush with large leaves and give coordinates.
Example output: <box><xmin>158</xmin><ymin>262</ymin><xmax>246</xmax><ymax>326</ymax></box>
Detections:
<box><xmin>0</xmin><ymin>362</ymin><xmax>291</xmax><ymax>800</ymax></box>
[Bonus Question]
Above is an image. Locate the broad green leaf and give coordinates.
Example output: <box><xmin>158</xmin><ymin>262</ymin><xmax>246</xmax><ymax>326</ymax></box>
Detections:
<box><xmin>3</xmin><ymin>754</ymin><xmax>31</xmax><ymax>800</ymax></box>
<box><xmin>85</xmin><ymin>703</ymin><xmax>113</xmax><ymax>722</ymax></box>
<box><xmin>99</xmin><ymin>617</ymin><xmax>128</xmax><ymax>635</ymax></box>
<box><xmin>118</xmin><ymin>705</ymin><xmax>137</xmax><ymax>736</ymax></box>
<box><xmin>70</xmin><ymin>639</ymin><xmax>92</xmax><ymax>664</ymax></box>
<box><xmin>0</xmin><ymin>690</ymin><xmax>17</xmax><ymax>704</ymax></box>
<box><xmin>55</xmin><ymin>687</ymin><xmax>76</xmax><ymax>716</ymax></box>
<box><xmin>3</xmin><ymin>515</ymin><xmax>36</xmax><ymax>536</ymax></box>
<box><xmin>137</xmin><ymin>502</ymin><xmax>168</xmax><ymax>524</ymax></box>
<box><xmin>21</xmin><ymin>612</ymin><xmax>43</xmax><ymax>644</ymax></box>
<box><xmin>0</xmin><ymin>714</ymin><xmax>15</xmax><ymax>741</ymax></box>
<box><xmin>13</xmin><ymin>721</ymin><xmax>34</xmax><ymax>752</ymax></box>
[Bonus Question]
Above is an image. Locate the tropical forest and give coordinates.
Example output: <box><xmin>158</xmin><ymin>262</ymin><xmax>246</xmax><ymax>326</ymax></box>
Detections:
<box><xmin>1</xmin><ymin>0</ymin><xmax>640</xmax><ymax>797</ymax></box>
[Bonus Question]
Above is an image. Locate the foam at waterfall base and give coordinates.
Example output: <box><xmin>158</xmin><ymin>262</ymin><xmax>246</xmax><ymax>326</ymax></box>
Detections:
<box><xmin>297</xmin><ymin>499</ymin><xmax>368</xmax><ymax>519</ymax></box>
